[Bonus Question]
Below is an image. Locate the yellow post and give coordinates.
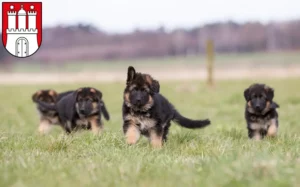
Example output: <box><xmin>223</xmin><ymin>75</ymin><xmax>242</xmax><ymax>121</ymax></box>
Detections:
<box><xmin>206</xmin><ymin>39</ymin><xmax>214</xmax><ymax>87</ymax></box>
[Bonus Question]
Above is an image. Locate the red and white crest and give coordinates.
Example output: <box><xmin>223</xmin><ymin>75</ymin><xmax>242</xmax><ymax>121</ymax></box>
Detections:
<box><xmin>2</xmin><ymin>2</ymin><xmax>42</xmax><ymax>58</ymax></box>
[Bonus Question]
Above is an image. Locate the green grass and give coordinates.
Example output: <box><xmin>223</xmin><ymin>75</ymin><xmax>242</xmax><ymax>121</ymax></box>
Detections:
<box><xmin>1</xmin><ymin>78</ymin><xmax>300</xmax><ymax>187</ymax></box>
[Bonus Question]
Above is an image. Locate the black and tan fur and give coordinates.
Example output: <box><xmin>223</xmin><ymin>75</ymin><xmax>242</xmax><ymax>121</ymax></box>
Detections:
<box><xmin>36</xmin><ymin>87</ymin><xmax>110</xmax><ymax>134</ymax></box>
<box><xmin>244</xmin><ymin>83</ymin><xmax>280</xmax><ymax>140</ymax></box>
<box><xmin>122</xmin><ymin>66</ymin><xmax>211</xmax><ymax>148</ymax></box>
<box><xmin>32</xmin><ymin>89</ymin><xmax>73</xmax><ymax>134</ymax></box>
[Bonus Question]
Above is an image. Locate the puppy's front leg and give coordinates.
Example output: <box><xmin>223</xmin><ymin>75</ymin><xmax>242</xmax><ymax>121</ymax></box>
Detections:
<box><xmin>248</xmin><ymin>129</ymin><xmax>262</xmax><ymax>140</ymax></box>
<box><xmin>123</xmin><ymin>120</ymin><xmax>140</xmax><ymax>145</ymax></box>
<box><xmin>64</xmin><ymin>121</ymin><xmax>72</xmax><ymax>134</ymax></box>
<box><xmin>267</xmin><ymin>118</ymin><xmax>278</xmax><ymax>137</ymax></box>
<box><xmin>149</xmin><ymin>126</ymin><xmax>163</xmax><ymax>148</ymax></box>
<box><xmin>38</xmin><ymin>119</ymin><xmax>52</xmax><ymax>135</ymax></box>
<box><xmin>90</xmin><ymin>116</ymin><xmax>103</xmax><ymax>135</ymax></box>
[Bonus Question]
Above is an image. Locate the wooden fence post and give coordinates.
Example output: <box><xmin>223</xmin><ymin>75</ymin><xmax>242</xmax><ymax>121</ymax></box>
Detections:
<box><xmin>206</xmin><ymin>39</ymin><xmax>214</xmax><ymax>87</ymax></box>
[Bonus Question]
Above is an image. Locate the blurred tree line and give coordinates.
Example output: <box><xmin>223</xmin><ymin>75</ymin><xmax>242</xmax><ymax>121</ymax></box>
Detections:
<box><xmin>1</xmin><ymin>20</ymin><xmax>300</xmax><ymax>64</ymax></box>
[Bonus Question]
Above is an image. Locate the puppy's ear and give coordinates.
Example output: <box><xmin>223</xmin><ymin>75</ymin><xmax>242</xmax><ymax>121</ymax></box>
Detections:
<box><xmin>127</xmin><ymin>66</ymin><xmax>136</xmax><ymax>85</ymax></box>
<box><xmin>264</xmin><ymin>86</ymin><xmax>274</xmax><ymax>101</ymax></box>
<box><xmin>32</xmin><ymin>90</ymin><xmax>42</xmax><ymax>102</ymax></box>
<box><xmin>72</xmin><ymin>88</ymin><xmax>81</xmax><ymax>102</ymax></box>
<box><xmin>100</xmin><ymin>100</ymin><xmax>110</xmax><ymax>121</ymax></box>
<box><xmin>243</xmin><ymin>88</ymin><xmax>250</xmax><ymax>101</ymax></box>
<box><xmin>91</xmin><ymin>88</ymin><xmax>103</xmax><ymax>101</ymax></box>
<box><xmin>48</xmin><ymin>90</ymin><xmax>58</xmax><ymax>101</ymax></box>
<box><xmin>151</xmin><ymin>79</ymin><xmax>160</xmax><ymax>93</ymax></box>
<box><xmin>270</xmin><ymin>102</ymin><xmax>279</xmax><ymax>109</ymax></box>
<box><xmin>144</xmin><ymin>74</ymin><xmax>160</xmax><ymax>93</ymax></box>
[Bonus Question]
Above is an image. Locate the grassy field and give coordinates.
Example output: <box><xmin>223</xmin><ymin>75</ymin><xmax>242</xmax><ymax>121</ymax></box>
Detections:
<box><xmin>0</xmin><ymin>78</ymin><xmax>300</xmax><ymax>187</ymax></box>
<box><xmin>8</xmin><ymin>51</ymin><xmax>300</xmax><ymax>73</ymax></box>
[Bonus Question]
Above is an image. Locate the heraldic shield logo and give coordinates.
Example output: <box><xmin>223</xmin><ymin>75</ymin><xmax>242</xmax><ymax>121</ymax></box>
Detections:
<box><xmin>2</xmin><ymin>2</ymin><xmax>42</xmax><ymax>58</ymax></box>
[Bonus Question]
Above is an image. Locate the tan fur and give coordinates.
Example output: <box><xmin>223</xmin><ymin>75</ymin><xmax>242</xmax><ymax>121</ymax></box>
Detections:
<box><xmin>36</xmin><ymin>90</ymin><xmax>42</xmax><ymax>95</ymax></box>
<box><xmin>267</xmin><ymin>119</ymin><xmax>277</xmax><ymax>137</ymax></box>
<box><xmin>125</xmin><ymin>122</ymin><xmax>140</xmax><ymax>145</ymax></box>
<box><xmin>89</xmin><ymin>116</ymin><xmax>102</xmax><ymax>135</ymax></box>
<box><xmin>262</xmin><ymin>101</ymin><xmax>271</xmax><ymax>115</ymax></box>
<box><xmin>90</xmin><ymin>88</ymin><xmax>96</xmax><ymax>93</ymax></box>
<box><xmin>149</xmin><ymin>130</ymin><xmax>163</xmax><ymax>148</ymax></box>
<box><xmin>75</xmin><ymin>118</ymin><xmax>88</xmax><ymax>127</ymax></box>
<box><xmin>249</xmin><ymin>122</ymin><xmax>267</xmax><ymax>130</ymax></box>
<box><xmin>66</xmin><ymin>121</ymin><xmax>72</xmax><ymax>131</ymax></box>
<box><xmin>41</xmin><ymin>115</ymin><xmax>59</xmax><ymax>124</ymax></box>
<box><xmin>253</xmin><ymin>131</ymin><xmax>262</xmax><ymax>141</ymax></box>
<box><xmin>48</xmin><ymin>90</ymin><xmax>57</xmax><ymax>97</ymax></box>
<box><xmin>144</xmin><ymin>74</ymin><xmax>152</xmax><ymax>85</ymax></box>
<box><xmin>129</xmin><ymin>84</ymin><xmax>136</xmax><ymax>91</ymax></box>
<box><xmin>124</xmin><ymin>92</ymin><xmax>130</xmax><ymax>103</ymax></box>
<box><xmin>249</xmin><ymin>117</ymin><xmax>275</xmax><ymax>131</ymax></box>
<box><xmin>92</xmin><ymin>102</ymin><xmax>99</xmax><ymax>113</ymax></box>
<box><xmin>32</xmin><ymin>90</ymin><xmax>42</xmax><ymax>101</ymax></box>
<box><xmin>75</xmin><ymin>103</ymin><xmax>80</xmax><ymax>115</ymax></box>
<box><xmin>142</xmin><ymin>95</ymin><xmax>154</xmax><ymax>111</ymax></box>
<box><xmin>38</xmin><ymin>120</ymin><xmax>52</xmax><ymax>134</ymax></box>
<box><xmin>125</xmin><ymin>114</ymin><xmax>156</xmax><ymax>131</ymax></box>
<box><xmin>247</xmin><ymin>101</ymin><xmax>251</xmax><ymax>107</ymax></box>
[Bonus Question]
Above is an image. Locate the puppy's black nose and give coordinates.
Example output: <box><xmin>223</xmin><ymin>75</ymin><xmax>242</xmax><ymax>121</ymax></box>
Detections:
<box><xmin>80</xmin><ymin>109</ymin><xmax>85</xmax><ymax>113</ymax></box>
<box><xmin>255</xmin><ymin>105</ymin><xmax>261</xmax><ymax>110</ymax></box>
<box><xmin>136</xmin><ymin>99</ymin><xmax>141</xmax><ymax>105</ymax></box>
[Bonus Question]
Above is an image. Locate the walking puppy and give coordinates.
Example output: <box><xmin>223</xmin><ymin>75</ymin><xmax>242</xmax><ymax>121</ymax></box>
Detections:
<box><xmin>36</xmin><ymin>87</ymin><xmax>110</xmax><ymax>134</ymax></box>
<box><xmin>122</xmin><ymin>66</ymin><xmax>211</xmax><ymax>148</ymax></box>
<box><xmin>32</xmin><ymin>89</ymin><xmax>73</xmax><ymax>134</ymax></box>
<box><xmin>243</xmin><ymin>83</ymin><xmax>280</xmax><ymax>140</ymax></box>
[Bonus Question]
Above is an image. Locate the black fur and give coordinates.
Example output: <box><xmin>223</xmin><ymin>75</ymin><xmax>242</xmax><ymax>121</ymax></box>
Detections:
<box><xmin>122</xmin><ymin>66</ymin><xmax>211</xmax><ymax>147</ymax></box>
<box><xmin>36</xmin><ymin>87</ymin><xmax>110</xmax><ymax>134</ymax></box>
<box><xmin>56</xmin><ymin>90</ymin><xmax>74</xmax><ymax>101</ymax></box>
<box><xmin>243</xmin><ymin>83</ymin><xmax>280</xmax><ymax>140</ymax></box>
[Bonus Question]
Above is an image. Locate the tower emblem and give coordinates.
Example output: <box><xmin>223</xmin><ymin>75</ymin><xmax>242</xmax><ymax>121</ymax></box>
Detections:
<box><xmin>2</xmin><ymin>2</ymin><xmax>42</xmax><ymax>58</ymax></box>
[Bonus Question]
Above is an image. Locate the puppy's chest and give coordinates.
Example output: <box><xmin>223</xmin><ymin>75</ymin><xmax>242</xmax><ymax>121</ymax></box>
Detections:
<box><xmin>75</xmin><ymin>118</ymin><xmax>89</xmax><ymax>127</ymax></box>
<box><xmin>48</xmin><ymin>117</ymin><xmax>59</xmax><ymax>124</ymax></box>
<box><xmin>39</xmin><ymin>112</ymin><xmax>59</xmax><ymax>124</ymax></box>
<box><xmin>127</xmin><ymin>113</ymin><xmax>156</xmax><ymax>130</ymax></box>
<box><xmin>137</xmin><ymin>117</ymin><xmax>156</xmax><ymax>130</ymax></box>
<box><xmin>248</xmin><ymin>115</ymin><xmax>275</xmax><ymax>130</ymax></box>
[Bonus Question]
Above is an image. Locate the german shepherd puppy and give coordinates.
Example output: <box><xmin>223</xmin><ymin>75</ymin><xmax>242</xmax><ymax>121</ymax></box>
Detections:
<box><xmin>243</xmin><ymin>83</ymin><xmax>280</xmax><ymax>140</ymax></box>
<box><xmin>36</xmin><ymin>87</ymin><xmax>110</xmax><ymax>134</ymax></box>
<box><xmin>122</xmin><ymin>66</ymin><xmax>211</xmax><ymax>148</ymax></box>
<box><xmin>32</xmin><ymin>89</ymin><xmax>73</xmax><ymax>134</ymax></box>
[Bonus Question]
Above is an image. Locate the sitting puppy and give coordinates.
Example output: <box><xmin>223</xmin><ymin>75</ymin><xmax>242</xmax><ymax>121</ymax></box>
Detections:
<box><xmin>122</xmin><ymin>66</ymin><xmax>211</xmax><ymax>148</ymax></box>
<box><xmin>32</xmin><ymin>89</ymin><xmax>73</xmax><ymax>134</ymax></box>
<box><xmin>36</xmin><ymin>87</ymin><xmax>110</xmax><ymax>134</ymax></box>
<box><xmin>243</xmin><ymin>83</ymin><xmax>280</xmax><ymax>140</ymax></box>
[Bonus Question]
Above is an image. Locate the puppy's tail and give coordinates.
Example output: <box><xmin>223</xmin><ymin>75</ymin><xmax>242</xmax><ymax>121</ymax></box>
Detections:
<box><xmin>36</xmin><ymin>100</ymin><xmax>56</xmax><ymax>111</ymax></box>
<box><xmin>100</xmin><ymin>100</ymin><xmax>110</xmax><ymax>120</ymax></box>
<box><xmin>172</xmin><ymin>110</ymin><xmax>211</xmax><ymax>129</ymax></box>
